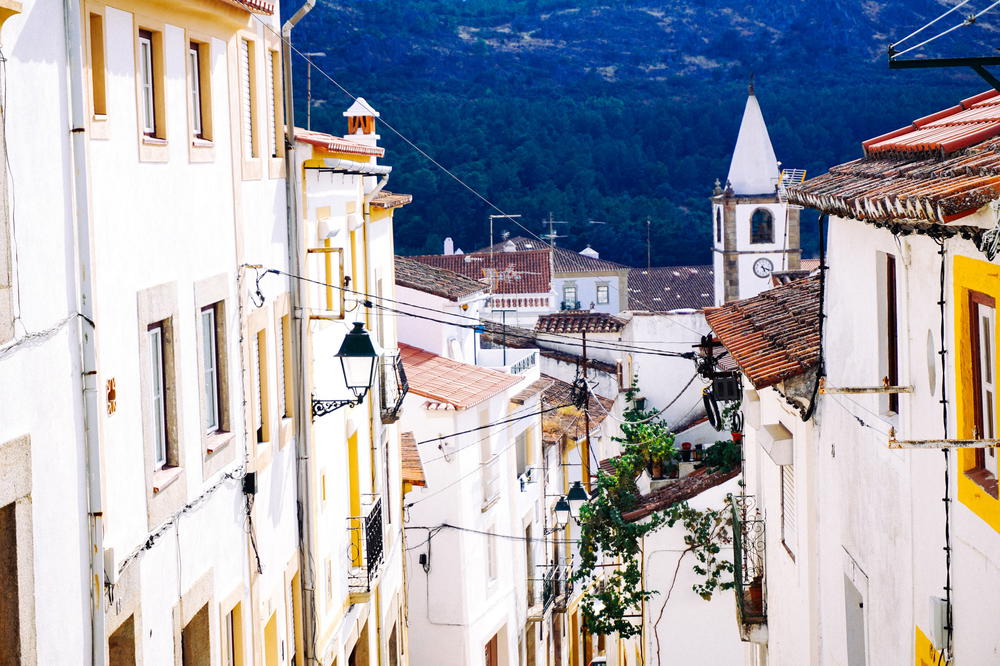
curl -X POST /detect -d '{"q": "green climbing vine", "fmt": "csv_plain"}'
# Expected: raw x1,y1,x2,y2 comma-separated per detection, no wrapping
573,380,739,638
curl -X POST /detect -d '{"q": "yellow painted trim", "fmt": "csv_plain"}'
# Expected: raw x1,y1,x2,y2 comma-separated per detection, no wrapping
954,255,1000,532
914,626,942,666
348,430,362,566
369,208,393,223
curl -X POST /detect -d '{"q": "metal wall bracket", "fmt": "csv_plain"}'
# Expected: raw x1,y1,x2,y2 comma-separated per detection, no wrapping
311,396,359,420
888,427,1000,449
819,377,913,395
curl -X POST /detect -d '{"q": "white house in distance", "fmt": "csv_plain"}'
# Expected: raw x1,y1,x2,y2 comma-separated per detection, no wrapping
400,343,549,666
712,85,802,305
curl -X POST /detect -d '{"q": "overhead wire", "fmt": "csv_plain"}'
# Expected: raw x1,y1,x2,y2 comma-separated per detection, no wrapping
890,0,974,49
891,0,1000,58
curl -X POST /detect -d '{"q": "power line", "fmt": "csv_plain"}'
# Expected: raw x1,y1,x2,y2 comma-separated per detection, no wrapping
407,523,581,545
890,0,974,49
251,12,553,250
891,0,1000,58
264,268,695,359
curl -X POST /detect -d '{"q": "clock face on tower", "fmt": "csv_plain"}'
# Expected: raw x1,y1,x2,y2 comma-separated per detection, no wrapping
753,257,774,278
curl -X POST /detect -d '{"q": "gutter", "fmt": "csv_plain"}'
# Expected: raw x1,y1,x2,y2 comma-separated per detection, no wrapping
282,2,319,664
63,1,105,663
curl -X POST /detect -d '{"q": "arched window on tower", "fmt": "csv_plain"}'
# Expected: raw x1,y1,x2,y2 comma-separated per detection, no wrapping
750,208,774,244
715,208,722,243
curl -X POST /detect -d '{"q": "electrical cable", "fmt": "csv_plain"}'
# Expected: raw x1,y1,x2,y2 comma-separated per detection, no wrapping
935,238,954,665
802,214,828,421
407,523,581,545
249,13,554,251
890,0,974,49
891,0,1000,59
265,267,695,359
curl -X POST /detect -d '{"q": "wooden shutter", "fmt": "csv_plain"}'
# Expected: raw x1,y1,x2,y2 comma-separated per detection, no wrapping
240,38,254,157
266,51,277,157
781,464,796,554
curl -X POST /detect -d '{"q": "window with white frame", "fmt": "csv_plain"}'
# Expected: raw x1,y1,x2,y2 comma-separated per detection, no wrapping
971,291,998,481
201,304,221,432
596,283,609,305
563,284,577,307
138,30,156,136
254,328,270,443
148,322,168,468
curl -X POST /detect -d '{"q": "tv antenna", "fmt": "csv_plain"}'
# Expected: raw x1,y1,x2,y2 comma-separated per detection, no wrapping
541,212,568,246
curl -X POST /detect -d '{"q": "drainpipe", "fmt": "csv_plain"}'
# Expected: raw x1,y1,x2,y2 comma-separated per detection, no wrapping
63,1,105,663
282,2,319,664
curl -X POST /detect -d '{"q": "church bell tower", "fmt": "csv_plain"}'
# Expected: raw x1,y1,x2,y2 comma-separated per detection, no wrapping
712,83,801,305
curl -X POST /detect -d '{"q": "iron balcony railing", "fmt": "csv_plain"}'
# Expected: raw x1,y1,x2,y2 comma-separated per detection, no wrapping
730,494,766,631
560,300,582,311
347,497,385,594
528,560,573,615
509,350,538,375
379,353,408,424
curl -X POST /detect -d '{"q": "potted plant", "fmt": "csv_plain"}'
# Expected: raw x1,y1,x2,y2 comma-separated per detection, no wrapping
693,443,704,462
680,441,692,462
644,432,675,480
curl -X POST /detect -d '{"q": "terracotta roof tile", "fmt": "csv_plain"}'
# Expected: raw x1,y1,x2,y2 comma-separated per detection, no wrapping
371,191,413,209
510,377,554,405
401,432,426,487
216,0,273,14
622,467,740,522
627,266,714,311
704,276,820,390
294,128,384,157
477,237,625,273
408,249,552,295
539,349,618,375
400,343,522,409
540,374,614,445
788,91,1000,225
535,311,626,334
395,255,484,301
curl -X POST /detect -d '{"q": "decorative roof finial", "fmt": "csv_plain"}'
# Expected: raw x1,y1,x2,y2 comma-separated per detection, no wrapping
713,178,723,196
749,73,755,96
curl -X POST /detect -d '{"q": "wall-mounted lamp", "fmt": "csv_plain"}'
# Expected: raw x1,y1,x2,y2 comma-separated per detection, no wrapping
312,322,382,419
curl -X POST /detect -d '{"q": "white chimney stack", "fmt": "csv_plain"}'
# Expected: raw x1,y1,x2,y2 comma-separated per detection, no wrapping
580,245,600,259
443,237,455,255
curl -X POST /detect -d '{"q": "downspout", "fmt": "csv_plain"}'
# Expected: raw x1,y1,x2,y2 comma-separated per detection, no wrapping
282,3,318,664
63,1,105,663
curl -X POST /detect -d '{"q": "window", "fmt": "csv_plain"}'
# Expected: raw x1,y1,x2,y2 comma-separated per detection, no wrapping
885,254,900,415
200,305,221,432
181,604,210,666
781,464,796,556
715,208,722,243
109,615,137,666
138,30,157,136
188,41,213,141
487,524,498,583
971,291,998,484
278,313,292,419
563,285,577,307
750,208,774,244
222,604,243,666
149,322,168,468
515,430,528,478
266,50,279,158
596,284,609,305
254,328,270,443
89,13,107,116
0,501,20,663
240,38,257,159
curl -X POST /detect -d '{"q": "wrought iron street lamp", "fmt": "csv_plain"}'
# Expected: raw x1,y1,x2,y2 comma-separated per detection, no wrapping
566,481,589,520
312,322,382,419
554,496,571,529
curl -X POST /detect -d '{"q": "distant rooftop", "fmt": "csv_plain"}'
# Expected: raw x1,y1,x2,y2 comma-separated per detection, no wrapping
394,255,484,302
294,128,384,157
370,191,413,209
540,374,615,445
217,0,273,14
535,311,626,335
408,249,552,295
477,236,625,273
627,266,714,311
400,343,522,409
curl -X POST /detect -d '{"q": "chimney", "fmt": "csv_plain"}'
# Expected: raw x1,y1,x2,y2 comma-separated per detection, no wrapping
579,245,600,259
443,237,455,255
343,97,380,149
503,240,516,252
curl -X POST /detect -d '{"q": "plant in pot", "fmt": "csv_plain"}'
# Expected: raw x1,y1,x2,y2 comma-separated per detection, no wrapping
644,431,675,479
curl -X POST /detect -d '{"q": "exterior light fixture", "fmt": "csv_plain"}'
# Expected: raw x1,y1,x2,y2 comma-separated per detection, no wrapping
554,496,571,529
566,481,589,520
312,322,382,419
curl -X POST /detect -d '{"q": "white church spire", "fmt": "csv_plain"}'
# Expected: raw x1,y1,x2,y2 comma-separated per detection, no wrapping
725,84,780,196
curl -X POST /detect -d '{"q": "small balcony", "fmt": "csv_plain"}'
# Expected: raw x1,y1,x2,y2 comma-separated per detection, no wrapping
379,352,408,424
528,560,574,620
731,494,767,643
476,347,538,376
347,498,385,595
560,300,582,311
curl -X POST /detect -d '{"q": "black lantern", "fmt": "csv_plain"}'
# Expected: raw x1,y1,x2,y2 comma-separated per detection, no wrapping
312,322,382,419
566,481,589,520
337,322,381,401
554,496,571,528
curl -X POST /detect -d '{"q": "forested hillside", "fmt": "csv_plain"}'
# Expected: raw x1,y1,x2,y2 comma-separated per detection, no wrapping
282,0,996,266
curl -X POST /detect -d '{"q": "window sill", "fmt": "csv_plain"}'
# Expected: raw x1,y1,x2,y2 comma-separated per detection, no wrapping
481,495,499,513
142,136,167,146
205,431,234,456
91,115,110,140
966,468,999,499
152,465,183,494
192,137,213,148
139,136,169,163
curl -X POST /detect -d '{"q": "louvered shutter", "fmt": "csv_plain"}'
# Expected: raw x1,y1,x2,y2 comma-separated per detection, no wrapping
266,52,277,157
240,39,254,157
781,464,797,553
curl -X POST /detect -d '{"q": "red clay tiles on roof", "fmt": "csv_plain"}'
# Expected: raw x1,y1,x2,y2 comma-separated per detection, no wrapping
704,276,820,390
216,0,274,14
295,128,384,157
535,311,626,334
540,374,614,445
789,91,1000,225
399,344,522,409
627,266,714,311
401,432,426,488
622,466,740,523
477,237,625,273
408,249,552,295
395,256,484,301
370,191,413,209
